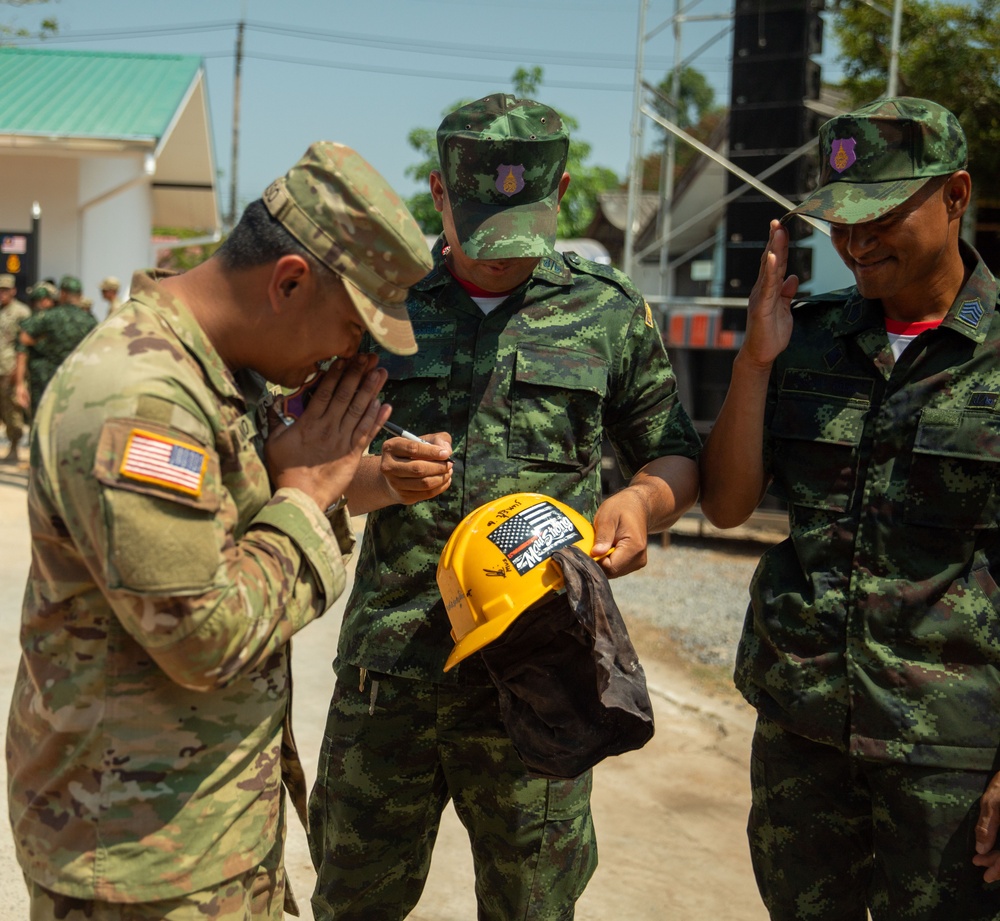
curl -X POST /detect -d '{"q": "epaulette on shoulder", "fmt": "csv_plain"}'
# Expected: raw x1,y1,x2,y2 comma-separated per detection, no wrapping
560,251,639,299
791,286,857,311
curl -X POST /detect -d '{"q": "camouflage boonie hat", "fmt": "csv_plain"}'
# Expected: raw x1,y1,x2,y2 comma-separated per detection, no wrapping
28,281,57,301
100,275,121,290
263,142,432,356
786,97,967,225
59,274,83,293
436,93,569,260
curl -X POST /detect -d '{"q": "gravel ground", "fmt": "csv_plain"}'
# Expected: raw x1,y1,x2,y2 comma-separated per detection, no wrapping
611,534,766,669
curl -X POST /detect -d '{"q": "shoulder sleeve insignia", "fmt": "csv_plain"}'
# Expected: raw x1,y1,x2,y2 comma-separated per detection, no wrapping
119,428,208,497
644,301,655,329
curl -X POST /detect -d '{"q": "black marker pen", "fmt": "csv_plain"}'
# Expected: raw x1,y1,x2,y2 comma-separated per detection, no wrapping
382,420,434,446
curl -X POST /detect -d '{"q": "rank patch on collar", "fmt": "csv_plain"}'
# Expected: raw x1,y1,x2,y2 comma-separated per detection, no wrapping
120,429,207,497
496,164,525,197
957,298,984,329
644,301,655,329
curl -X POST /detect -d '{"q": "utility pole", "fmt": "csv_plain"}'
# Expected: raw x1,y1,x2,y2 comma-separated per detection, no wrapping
887,0,903,95
228,17,246,230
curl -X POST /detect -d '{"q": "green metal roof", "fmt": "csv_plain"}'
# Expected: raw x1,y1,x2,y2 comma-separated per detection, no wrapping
0,48,203,141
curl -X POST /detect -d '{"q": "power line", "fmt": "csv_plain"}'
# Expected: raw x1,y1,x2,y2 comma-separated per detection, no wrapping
228,49,636,92
7,18,687,72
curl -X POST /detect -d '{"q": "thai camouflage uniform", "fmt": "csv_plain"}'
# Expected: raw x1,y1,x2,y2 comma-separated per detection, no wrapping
6,271,355,913
16,301,97,416
0,294,30,445
738,243,1000,918
308,240,701,920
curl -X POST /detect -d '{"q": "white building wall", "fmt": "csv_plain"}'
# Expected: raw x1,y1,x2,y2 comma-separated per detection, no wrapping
79,155,154,320
0,152,81,293
0,151,157,320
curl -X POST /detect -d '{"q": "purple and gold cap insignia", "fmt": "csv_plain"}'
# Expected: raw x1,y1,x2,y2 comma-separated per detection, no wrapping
496,164,525,197
830,138,857,174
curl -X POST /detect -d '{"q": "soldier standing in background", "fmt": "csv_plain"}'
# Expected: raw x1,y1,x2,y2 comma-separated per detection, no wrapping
14,279,97,418
100,274,122,313
56,274,84,306
0,273,30,461
6,141,433,921
27,280,57,313
308,93,701,921
700,98,1000,919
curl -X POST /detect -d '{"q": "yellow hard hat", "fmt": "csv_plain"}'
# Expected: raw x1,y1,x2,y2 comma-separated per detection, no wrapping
437,492,595,672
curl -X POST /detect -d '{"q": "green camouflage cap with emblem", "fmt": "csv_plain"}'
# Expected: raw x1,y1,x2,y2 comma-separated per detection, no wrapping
785,97,967,226
262,141,433,356
436,93,569,260
59,274,83,294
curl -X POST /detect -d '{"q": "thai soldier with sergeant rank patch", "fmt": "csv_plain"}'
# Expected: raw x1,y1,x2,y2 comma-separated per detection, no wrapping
700,98,1000,918
307,93,701,920
5,143,432,920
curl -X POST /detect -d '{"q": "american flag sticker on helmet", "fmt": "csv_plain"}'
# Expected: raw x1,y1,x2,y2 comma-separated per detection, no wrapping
119,429,207,497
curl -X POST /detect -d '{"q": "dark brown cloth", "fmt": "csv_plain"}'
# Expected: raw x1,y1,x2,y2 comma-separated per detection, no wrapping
479,545,655,779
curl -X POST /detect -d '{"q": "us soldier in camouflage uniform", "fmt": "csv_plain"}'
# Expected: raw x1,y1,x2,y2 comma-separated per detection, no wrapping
5,143,432,920
700,98,1000,919
308,94,701,920
0,272,30,460
14,277,97,417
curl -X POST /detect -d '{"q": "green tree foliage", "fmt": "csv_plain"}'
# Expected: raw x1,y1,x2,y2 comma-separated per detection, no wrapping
651,66,722,135
0,0,56,43
641,67,725,191
403,68,620,240
830,0,1000,181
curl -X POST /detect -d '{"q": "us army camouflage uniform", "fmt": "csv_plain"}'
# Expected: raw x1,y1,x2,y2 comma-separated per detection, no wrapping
0,292,30,445
308,241,701,920
739,243,1000,917
17,300,97,416
6,271,355,908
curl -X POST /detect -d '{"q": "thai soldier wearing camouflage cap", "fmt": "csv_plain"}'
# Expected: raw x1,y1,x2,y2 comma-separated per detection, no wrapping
6,142,432,920
0,273,30,461
14,278,97,418
308,93,701,920
57,273,83,305
700,97,1000,918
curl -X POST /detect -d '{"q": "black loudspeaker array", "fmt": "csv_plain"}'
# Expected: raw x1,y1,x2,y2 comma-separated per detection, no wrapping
724,0,824,310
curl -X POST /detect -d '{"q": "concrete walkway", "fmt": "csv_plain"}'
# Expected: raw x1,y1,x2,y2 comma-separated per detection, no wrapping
0,453,766,920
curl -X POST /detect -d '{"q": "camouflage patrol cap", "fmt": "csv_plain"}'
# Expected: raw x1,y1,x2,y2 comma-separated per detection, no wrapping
59,275,83,293
436,93,569,259
100,275,121,290
263,142,433,356
28,281,57,301
0,274,14,289
786,97,967,225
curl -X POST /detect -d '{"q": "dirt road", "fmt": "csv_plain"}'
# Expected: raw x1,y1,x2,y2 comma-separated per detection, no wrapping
0,462,768,920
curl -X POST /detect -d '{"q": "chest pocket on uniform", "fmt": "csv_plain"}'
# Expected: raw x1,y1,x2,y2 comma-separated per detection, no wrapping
509,345,607,468
769,370,871,513
904,409,1000,529
373,328,455,450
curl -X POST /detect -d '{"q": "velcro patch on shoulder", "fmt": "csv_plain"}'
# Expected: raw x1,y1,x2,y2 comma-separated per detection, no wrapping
119,428,208,497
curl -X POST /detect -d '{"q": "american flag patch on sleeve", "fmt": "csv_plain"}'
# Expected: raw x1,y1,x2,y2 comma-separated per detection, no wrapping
119,429,208,497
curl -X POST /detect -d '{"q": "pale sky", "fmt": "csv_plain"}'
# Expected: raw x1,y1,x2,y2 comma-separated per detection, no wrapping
4,0,844,219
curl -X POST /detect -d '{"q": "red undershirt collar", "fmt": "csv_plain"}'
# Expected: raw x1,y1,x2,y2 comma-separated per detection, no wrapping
444,257,517,299
884,317,943,336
